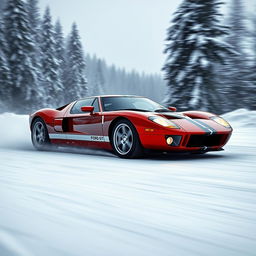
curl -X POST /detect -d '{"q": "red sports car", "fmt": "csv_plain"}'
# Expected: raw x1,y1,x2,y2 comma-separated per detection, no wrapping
29,95,232,158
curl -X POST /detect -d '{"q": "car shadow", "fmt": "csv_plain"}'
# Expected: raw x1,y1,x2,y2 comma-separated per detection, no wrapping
1,144,232,161
53,147,230,161
143,152,227,161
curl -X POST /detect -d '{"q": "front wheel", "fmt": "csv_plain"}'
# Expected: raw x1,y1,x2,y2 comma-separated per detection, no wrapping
31,118,50,150
111,119,143,158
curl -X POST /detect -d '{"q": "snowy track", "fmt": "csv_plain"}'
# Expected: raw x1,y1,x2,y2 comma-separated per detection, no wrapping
0,110,256,256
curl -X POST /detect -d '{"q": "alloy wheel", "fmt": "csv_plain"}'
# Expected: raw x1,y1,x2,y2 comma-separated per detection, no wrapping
113,123,133,155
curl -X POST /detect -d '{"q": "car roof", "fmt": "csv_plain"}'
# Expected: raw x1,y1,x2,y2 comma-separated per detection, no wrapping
70,95,145,106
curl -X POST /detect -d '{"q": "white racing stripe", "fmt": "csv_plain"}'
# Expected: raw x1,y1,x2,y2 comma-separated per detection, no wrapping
49,133,110,142
190,119,214,135
183,117,215,135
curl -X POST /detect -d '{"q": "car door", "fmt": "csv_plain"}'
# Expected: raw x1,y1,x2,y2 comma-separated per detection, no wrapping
64,97,104,146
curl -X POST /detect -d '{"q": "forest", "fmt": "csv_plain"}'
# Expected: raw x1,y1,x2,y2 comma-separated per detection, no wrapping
0,0,255,114
0,0,165,114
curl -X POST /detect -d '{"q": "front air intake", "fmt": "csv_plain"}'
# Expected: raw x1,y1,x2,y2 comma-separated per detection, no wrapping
186,134,224,147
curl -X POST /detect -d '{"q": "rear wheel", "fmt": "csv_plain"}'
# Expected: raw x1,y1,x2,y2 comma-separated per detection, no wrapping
111,119,143,158
31,118,50,150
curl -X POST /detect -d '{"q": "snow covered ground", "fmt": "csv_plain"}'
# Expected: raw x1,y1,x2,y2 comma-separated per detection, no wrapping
0,109,255,256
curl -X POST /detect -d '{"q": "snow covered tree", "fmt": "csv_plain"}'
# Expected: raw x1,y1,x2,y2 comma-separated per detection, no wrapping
248,14,256,110
64,23,87,102
91,59,105,95
85,53,166,103
0,17,11,112
40,7,63,106
27,0,44,108
27,0,40,41
54,19,66,98
253,15,256,63
163,0,233,112
3,0,39,113
27,0,41,61
0,0,6,15
223,0,251,110
108,64,117,93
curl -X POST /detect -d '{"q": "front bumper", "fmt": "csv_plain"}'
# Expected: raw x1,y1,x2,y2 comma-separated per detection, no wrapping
139,131,232,152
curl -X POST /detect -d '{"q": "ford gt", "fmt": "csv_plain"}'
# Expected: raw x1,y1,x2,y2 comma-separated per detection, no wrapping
29,95,232,158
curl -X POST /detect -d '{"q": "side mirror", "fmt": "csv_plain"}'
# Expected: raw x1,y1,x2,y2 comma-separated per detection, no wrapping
168,106,177,112
81,106,94,114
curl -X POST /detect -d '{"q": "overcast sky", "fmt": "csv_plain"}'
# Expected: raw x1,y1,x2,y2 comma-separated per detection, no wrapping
39,0,254,74
39,0,182,74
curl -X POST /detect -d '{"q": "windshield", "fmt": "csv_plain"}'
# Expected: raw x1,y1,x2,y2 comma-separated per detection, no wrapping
101,96,170,112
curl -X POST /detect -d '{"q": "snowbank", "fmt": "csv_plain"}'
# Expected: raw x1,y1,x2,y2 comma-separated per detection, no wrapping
222,108,256,128
0,113,31,149
222,109,256,147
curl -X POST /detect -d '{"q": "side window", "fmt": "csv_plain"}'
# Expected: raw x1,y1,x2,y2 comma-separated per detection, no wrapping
70,98,94,114
92,98,100,112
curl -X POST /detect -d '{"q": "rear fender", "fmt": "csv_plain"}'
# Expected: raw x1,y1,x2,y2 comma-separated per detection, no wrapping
30,109,64,131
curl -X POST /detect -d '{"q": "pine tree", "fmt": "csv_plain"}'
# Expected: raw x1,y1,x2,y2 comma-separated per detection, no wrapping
27,0,44,108
92,59,105,95
253,15,256,63
249,14,256,110
0,0,6,15
64,23,87,102
224,0,250,110
108,64,117,94
27,0,40,41
40,7,63,106
85,53,166,103
3,0,39,113
0,17,11,112
54,19,65,103
163,0,233,112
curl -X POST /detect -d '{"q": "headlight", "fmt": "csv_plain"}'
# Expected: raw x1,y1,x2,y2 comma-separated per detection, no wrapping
211,116,231,128
148,116,180,128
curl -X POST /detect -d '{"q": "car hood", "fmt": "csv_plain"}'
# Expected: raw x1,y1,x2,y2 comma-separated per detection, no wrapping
112,110,230,133
151,112,230,133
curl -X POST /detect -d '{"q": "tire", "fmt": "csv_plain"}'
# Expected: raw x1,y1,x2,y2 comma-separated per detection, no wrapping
110,119,143,158
31,118,51,150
